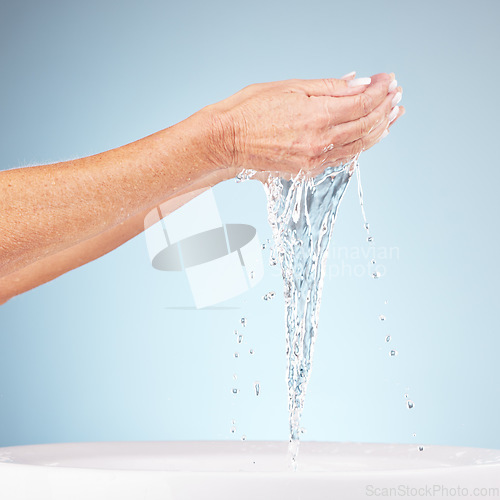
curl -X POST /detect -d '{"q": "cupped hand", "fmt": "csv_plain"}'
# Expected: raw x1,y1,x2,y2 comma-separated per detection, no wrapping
207,72,404,177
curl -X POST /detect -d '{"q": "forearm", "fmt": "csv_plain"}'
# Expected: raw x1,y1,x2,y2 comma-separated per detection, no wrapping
0,106,231,298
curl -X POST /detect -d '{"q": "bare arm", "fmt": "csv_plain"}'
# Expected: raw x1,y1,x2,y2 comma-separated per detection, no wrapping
0,73,404,304
0,108,232,303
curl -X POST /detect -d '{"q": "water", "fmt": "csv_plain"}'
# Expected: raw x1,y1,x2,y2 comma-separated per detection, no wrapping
254,382,260,396
264,158,356,468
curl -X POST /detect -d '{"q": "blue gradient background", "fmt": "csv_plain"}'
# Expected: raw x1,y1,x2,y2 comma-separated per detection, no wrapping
1,0,499,450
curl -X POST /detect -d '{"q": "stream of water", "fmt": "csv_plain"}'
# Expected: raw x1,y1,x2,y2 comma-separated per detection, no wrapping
264,157,358,468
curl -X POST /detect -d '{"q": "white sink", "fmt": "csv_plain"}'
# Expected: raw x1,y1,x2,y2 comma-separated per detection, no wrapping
0,441,499,499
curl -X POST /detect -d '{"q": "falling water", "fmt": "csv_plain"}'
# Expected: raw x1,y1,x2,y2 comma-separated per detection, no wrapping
264,157,357,468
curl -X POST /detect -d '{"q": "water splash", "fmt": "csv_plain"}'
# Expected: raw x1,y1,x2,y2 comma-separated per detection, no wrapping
264,158,357,468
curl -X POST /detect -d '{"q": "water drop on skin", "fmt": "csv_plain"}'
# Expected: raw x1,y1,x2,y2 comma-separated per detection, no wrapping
390,350,398,357
407,400,414,409
254,382,260,396
385,335,391,343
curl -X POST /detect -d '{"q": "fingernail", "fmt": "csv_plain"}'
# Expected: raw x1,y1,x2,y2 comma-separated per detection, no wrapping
388,79,398,93
388,105,399,123
391,91,402,107
348,77,371,87
341,71,356,80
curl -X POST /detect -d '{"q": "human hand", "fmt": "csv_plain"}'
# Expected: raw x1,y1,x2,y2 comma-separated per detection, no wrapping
207,72,404,177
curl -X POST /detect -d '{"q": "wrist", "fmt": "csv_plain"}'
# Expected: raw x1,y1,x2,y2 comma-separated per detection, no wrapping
198,103,240,180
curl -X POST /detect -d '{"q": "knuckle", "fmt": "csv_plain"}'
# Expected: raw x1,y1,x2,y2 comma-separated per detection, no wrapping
357,93,373,115
320,78,336,92
357,115,371,136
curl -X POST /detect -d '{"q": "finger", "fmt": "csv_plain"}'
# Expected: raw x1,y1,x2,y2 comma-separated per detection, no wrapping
329,113,392,159
320,77,397,126
327,89,396,147
388,105,406,129
281,76,374,97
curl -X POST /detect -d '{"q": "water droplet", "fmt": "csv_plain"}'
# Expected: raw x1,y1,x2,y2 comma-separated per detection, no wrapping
234,352,239,358
241,435,246,441
412,433,416,438
390,350,398,357
249,349,254,355
384,300,389,305
379,314,386,321
370,259,376,265
233,373,237,380
230,426,236,434
269,257,277,266
404,393,409,399
367,236,374,243
232,388,239,395
241,318,247,327
254,382,260,396
364,223,370,230
234,329,238,336
250,271,254,279
419,446,424,452
372,271,381,279
238,334,243,344
261,243,266,250
232,419,236,425
263,291,276,301
385,335,391,343
407,400,414,409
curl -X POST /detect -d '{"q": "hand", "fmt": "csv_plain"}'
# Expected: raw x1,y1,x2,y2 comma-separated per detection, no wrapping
208,73,404,176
